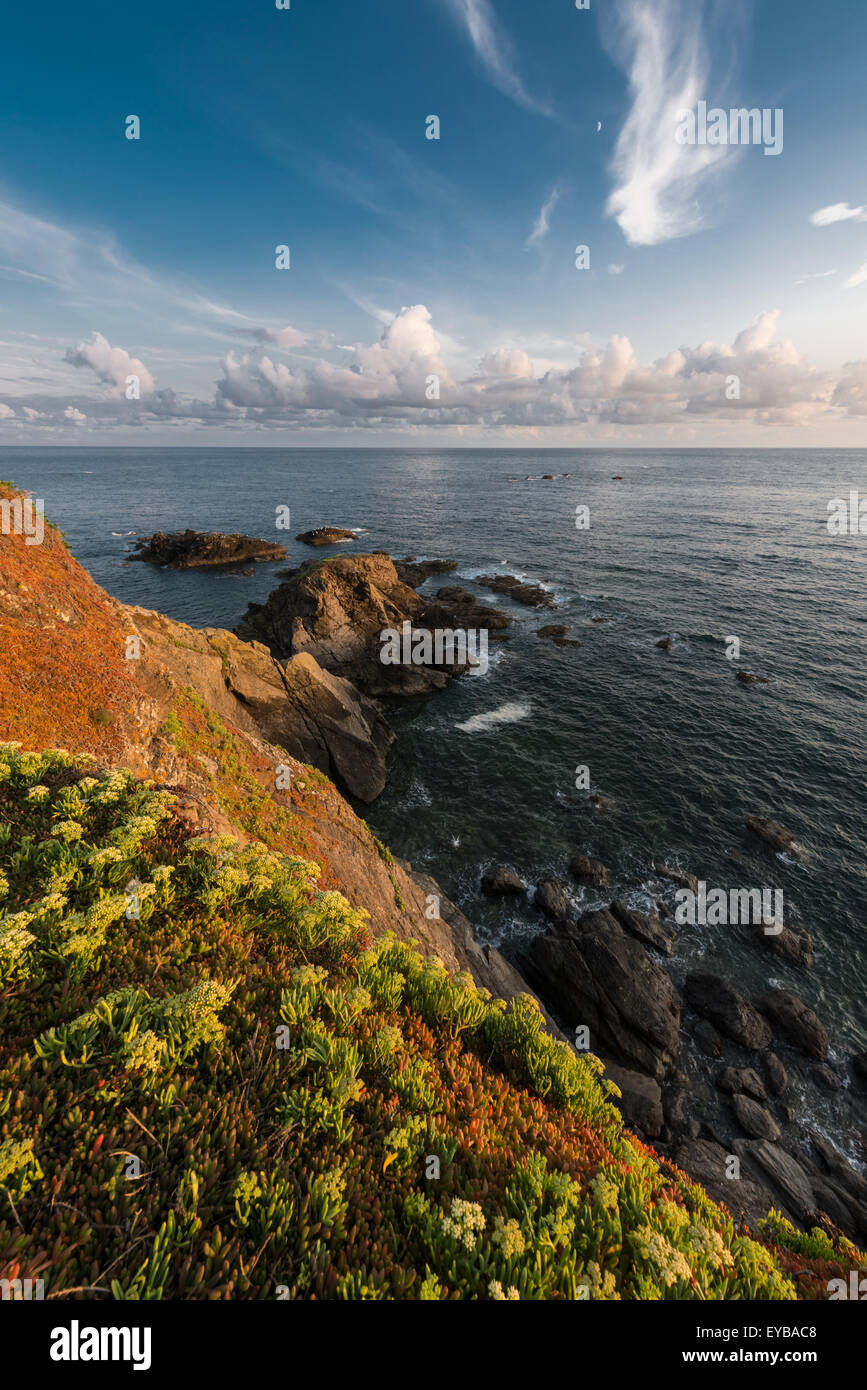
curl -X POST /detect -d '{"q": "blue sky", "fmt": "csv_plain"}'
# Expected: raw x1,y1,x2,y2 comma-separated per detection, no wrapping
0,0,865,445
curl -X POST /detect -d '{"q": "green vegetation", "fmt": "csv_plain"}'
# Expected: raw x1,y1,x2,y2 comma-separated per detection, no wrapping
0,743,861,1299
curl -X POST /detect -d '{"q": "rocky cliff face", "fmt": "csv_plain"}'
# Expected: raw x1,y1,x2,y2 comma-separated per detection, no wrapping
0,487,544,1009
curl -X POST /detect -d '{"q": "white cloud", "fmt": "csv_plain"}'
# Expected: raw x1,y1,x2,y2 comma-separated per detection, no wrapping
526,185,561,247
1,305,856,436
603,0,736,246
443,0,553,116
844,261,867,289
608,263,626,275
65,332,155,396
0,402,15,418
833,360,867,415
809,202,867,227
477,348,535,379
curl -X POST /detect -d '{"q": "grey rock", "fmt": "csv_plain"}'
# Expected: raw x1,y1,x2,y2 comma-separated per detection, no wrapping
732,1094,782,1142
610,900,676,955
601,1060,664,1138
685,972,772,1051
481,866,526,896
764,1052,788,1097
717,1067,767,1102
534,879,573,920
755,989,829,1060
522,909,682,1080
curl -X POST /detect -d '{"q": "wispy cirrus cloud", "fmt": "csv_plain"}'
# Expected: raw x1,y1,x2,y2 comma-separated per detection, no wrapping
525,184,562,248
602,0,739,246
843,262,867,290
443,0,553,117
809,202,867,227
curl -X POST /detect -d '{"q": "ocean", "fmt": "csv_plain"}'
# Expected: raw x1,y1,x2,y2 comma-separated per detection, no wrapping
4,445,866,1102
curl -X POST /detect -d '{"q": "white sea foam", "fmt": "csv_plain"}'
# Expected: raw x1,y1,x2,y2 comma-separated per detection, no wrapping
455,701,531,734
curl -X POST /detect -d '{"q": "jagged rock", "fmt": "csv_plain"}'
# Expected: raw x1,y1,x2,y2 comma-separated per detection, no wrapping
851,1053,867,1088
764,1052,788,1097
744,815,801,857
569,854,611,887
129,529,287,569
522,909,682,1080
716,1067,767,1102
685,972,772,1050
673,1139,779,1229
693,1019,723,1057
755,989,829,1060
295,527,357,546
812,1064,841,1092
402,868,563,1039
732,1094,781,1142
734,1140,816,1218
808,1133,867,1210
534,879,572,920
757,921,814,970
653,862,699,893
602,1060,664,1137
481,866,526,896
609,899,676,955
475,574,555,608
537,624,581,648
435,586,476,606
392,558,458,587
235,552,510,697
276,653,395,801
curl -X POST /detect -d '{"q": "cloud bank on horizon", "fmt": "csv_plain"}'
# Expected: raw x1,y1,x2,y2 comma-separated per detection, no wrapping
0,0,864,444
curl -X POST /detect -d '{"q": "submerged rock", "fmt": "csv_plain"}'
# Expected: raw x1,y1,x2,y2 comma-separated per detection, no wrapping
129,529,287,569
481,866,526,896
393,557,458,588
745,815,802,857
475,574,555,608
295,526,357,546
736,670,770,685
569,854,611,887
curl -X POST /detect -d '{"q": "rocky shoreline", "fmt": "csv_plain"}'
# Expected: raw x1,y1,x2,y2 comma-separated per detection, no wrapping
124,529,867,1247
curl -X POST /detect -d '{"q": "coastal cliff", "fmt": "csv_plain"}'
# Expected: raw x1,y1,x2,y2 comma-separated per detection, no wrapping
0,483,863,1300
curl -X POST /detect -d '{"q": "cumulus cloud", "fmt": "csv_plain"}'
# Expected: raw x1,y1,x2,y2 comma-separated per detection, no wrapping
217,305,454,415
833,360,867,415
65,332,155,396
0,402,15,418
209,304,836,430
526,186,561,247
809,202,867,226
603,0,737,246
4,303,858,436
477,348,536,379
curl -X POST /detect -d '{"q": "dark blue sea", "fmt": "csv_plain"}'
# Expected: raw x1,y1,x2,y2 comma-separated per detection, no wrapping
4,445,866,1152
